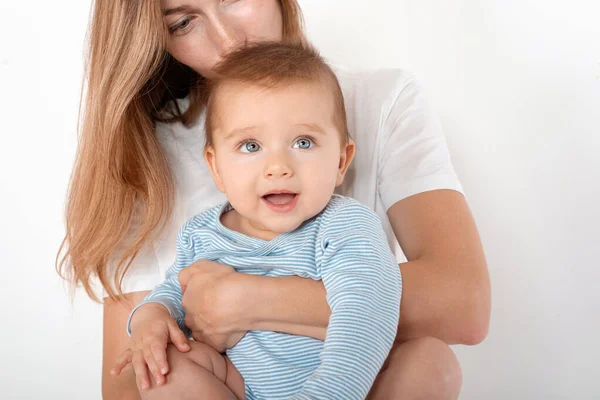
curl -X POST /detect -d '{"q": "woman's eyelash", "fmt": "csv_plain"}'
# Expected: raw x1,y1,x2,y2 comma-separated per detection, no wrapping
169,17,194,33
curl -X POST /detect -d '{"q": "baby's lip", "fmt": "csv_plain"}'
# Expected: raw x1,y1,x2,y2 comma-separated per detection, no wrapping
262,189,298,197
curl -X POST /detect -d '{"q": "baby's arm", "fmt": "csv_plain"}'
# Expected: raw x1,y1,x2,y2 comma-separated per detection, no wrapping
126,269,188,336
112,302,189,391
292,202,402,400
114,220,202,390
126,218,202,336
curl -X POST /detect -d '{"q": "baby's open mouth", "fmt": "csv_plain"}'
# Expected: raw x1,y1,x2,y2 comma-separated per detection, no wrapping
262,193,298,205
261,192,300,213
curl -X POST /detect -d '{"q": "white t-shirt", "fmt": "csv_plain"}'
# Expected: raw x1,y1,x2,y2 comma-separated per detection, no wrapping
116,66,463,295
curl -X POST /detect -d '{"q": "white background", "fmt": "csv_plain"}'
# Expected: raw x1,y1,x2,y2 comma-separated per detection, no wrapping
1,0,599,399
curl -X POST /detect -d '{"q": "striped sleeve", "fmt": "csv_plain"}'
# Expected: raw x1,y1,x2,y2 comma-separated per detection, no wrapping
291,202,402,400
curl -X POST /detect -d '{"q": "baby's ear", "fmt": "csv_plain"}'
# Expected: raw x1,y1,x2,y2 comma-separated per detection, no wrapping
336,139,355,186
204,146,226,192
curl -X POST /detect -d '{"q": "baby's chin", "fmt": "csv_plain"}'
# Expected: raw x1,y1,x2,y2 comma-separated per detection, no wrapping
267,222,304,235
263,217,308,236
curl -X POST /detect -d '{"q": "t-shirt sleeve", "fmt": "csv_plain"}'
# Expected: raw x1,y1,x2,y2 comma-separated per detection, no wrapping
378,73,463,210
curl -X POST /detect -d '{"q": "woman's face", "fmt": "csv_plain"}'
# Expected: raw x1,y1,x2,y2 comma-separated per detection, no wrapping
160,0,284,78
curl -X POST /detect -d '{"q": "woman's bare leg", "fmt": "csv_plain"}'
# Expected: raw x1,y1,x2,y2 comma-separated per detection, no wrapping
367,337,462,400
140,342,245,400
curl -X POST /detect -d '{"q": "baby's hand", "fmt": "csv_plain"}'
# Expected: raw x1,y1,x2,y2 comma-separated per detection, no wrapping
111,303,190,391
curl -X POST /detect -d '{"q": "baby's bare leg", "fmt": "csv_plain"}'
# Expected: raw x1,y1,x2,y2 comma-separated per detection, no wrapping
140,342,245,400
224,356,246,400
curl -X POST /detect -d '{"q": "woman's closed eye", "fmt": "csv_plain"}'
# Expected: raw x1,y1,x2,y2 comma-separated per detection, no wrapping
169,16,197,35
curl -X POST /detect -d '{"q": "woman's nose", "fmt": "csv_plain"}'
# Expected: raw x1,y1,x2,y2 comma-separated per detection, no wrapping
210,16,242,55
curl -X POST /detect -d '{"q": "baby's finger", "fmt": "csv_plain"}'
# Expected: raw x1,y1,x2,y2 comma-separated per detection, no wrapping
111,349,133,376
144,346,166,386
168,321,191,353
150,343,170,377
132,350,151,391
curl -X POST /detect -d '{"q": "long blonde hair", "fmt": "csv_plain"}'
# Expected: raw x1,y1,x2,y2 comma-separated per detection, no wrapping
57,0,306,302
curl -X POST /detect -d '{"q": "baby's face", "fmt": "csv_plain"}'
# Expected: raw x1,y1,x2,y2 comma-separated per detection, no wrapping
206,81,354,239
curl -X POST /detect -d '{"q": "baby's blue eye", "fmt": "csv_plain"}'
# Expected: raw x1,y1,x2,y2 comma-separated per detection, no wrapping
240,141,261,153
293,138,313,149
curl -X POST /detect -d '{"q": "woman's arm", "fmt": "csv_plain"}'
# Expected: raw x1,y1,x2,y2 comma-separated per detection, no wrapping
204,189,489,346
388,189,490,344
244,275,330,339
180,266,331,342
102,291,150,400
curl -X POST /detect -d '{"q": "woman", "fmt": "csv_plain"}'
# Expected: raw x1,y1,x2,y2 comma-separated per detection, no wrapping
59,0,490,399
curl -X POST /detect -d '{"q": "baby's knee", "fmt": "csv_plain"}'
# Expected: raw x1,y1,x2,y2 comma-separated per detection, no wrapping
140,344,233,400
166,341,227,380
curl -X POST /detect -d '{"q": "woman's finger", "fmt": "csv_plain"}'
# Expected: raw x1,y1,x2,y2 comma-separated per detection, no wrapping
178,268,192,292
111,349,133,376
144,344,166,386
168,320,191,353
132,350,151,391
178,259,219,290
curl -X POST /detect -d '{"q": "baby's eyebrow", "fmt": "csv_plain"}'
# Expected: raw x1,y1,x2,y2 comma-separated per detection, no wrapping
223,126,258,140
294,123,327,135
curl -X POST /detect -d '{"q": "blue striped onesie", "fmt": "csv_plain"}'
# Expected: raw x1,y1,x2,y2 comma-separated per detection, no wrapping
130,195,402,399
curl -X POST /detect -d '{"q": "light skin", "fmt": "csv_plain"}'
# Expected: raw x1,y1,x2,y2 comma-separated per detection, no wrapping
112,79,355,396
102,0,491,399
162,0,284,78
205,81,354,240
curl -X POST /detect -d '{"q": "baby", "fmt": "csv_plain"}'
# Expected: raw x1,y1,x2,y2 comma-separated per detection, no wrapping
113,42,402,400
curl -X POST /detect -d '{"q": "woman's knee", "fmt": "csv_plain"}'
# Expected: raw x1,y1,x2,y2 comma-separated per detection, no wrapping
369,336,462,400
393,337,462,399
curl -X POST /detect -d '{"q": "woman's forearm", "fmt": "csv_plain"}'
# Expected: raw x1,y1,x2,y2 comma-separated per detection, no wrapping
243,275,331,340
386,190,491,346
103,372,141,400
103,292,148,400
241,257,490,345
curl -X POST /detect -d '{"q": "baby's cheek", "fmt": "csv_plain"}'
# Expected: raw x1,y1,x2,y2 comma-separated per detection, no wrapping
312,167,338,192
222,177,253,206
305,182,337,215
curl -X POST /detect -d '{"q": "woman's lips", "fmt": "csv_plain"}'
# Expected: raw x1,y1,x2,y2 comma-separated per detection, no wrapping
262,193,299,213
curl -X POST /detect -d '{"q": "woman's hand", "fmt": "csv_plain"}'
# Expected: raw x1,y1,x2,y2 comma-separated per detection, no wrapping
178,260,250,352
111,303,190,392
179,260,331,345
